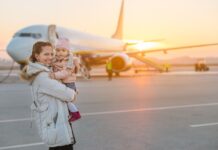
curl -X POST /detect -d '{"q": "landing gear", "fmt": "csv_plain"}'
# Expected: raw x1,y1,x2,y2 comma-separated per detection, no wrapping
115,72,120,76
195,63,209,72
79,64,91,79
195,59,209,72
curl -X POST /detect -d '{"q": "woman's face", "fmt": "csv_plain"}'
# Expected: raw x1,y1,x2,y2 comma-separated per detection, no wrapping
35,46,54,66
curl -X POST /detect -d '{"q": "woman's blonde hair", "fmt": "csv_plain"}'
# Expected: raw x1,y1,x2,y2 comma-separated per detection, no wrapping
19,65,33,81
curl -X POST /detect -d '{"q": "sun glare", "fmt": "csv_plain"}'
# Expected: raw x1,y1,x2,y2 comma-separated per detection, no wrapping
133,42,160,51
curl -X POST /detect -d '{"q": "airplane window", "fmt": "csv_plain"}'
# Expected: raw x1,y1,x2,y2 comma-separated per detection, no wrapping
13,33,20,37
13,33,42,39
32,33,42,39
19,33,32,37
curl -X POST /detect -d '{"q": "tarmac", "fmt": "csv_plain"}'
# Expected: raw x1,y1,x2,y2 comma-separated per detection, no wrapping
0,67,218,150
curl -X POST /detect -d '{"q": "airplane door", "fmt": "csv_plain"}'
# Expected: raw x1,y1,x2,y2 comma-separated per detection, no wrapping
48,24,57,46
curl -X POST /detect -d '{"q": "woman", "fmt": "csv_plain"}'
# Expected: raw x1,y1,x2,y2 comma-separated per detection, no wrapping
21,41,76,150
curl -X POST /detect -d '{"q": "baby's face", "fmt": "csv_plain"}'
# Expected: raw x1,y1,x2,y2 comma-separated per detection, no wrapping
55,48,69,58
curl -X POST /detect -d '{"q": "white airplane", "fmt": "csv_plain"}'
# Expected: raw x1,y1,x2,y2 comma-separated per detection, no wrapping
6,0,218,78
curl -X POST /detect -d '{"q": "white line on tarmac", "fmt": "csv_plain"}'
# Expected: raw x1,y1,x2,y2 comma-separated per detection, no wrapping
1,71,218,77
1,102,218,149
83,102,218,116
161,71,218,75
0,118,30,123
1,102,218,123
190,122,218,128
0,143,44,150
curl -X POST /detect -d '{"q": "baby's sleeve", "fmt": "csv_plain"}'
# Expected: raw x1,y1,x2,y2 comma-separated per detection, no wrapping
66,54,74,69
54,69,69,80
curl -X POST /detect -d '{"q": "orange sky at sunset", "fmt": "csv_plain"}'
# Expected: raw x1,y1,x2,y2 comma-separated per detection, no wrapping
0,0,218,59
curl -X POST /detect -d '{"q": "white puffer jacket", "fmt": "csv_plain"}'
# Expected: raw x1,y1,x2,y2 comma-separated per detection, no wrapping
26,62,76,147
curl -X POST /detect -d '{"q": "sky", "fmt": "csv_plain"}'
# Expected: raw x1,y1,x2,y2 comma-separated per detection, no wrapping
0,0,218,59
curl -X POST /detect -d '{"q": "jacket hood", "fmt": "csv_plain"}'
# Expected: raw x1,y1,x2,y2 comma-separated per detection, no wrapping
26,62,50,76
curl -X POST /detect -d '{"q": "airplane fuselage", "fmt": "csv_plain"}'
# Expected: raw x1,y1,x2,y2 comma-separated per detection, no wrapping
6,25,126,65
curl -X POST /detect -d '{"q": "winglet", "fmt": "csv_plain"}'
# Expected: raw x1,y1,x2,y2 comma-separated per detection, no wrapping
112,0,124,39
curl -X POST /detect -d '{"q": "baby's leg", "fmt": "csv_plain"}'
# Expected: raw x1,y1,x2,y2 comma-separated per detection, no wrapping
65,82,81,121
67,103,78,112
65,82,77,92
68,102,81,122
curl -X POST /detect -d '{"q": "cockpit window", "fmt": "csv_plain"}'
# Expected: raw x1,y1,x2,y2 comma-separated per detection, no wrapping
13,33,42,39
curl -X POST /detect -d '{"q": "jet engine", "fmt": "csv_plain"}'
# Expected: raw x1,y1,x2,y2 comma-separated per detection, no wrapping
110,53,132,72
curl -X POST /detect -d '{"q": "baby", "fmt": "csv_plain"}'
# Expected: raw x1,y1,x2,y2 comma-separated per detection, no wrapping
50,39,81,122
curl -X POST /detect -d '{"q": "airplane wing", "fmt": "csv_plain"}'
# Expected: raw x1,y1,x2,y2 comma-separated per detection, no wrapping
125,43,218,56
125,38,165,46
73,49,121,54
72,43,218,56
72,42,218,76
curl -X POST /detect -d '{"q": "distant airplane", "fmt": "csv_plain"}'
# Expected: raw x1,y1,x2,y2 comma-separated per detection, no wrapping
6,0,218,78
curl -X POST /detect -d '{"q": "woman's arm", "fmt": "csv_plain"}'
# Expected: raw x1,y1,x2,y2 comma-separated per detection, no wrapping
37,72,76,102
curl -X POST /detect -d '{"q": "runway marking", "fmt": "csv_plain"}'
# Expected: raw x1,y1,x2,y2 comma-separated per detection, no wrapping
1,71,218,78
0,142,43,150
161,71,218,75
0,118,30,123
1,102,218,123
83,102,218,116
190,122,218,128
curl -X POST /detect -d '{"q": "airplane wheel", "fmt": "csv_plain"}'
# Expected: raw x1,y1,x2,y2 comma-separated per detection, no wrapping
115,72,120,76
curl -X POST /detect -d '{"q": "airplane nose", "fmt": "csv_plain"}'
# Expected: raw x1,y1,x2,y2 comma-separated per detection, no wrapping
6,38,34,64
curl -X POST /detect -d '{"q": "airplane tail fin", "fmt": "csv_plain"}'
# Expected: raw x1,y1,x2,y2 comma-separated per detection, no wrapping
111,0,124,40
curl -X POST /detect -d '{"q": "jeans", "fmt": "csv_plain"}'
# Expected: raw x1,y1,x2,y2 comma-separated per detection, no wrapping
65,82,77,91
